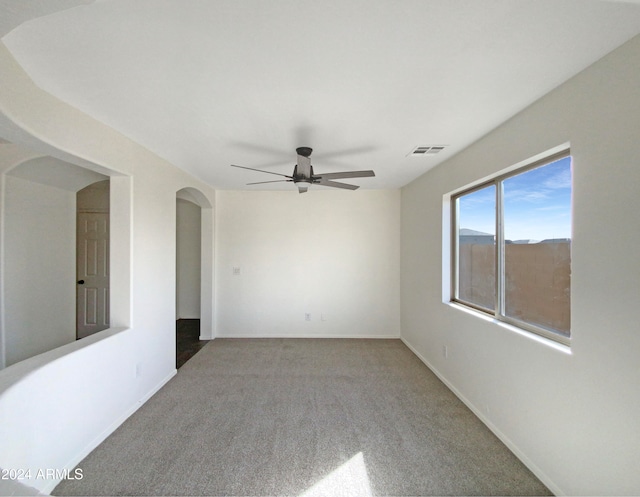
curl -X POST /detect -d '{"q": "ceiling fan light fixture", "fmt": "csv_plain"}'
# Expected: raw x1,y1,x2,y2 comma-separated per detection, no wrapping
294,177,312,194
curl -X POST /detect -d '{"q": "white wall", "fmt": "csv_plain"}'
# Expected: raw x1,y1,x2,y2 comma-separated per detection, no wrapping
401,35,640,495
3,175,75,366
176,198,201,319
0,43,216,494
216,189,400,338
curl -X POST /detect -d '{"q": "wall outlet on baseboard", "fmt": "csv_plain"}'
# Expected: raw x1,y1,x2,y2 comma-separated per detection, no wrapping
443,345,448,359
305,313,311,321
135,363,142,378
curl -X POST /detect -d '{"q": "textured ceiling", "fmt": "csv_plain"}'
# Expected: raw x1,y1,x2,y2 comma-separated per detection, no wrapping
2,0,640,191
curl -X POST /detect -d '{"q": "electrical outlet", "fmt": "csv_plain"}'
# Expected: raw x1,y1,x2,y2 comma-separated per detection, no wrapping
305,313,311,321
232,266,241,276
136,363,142,378
321,313,326,322
443,345,448,359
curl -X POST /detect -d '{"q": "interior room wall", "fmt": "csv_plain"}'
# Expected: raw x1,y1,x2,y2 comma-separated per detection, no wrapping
400,34,640,495
176,198,201,319
0,43,216,494
215,189,401,338
3,175,75,366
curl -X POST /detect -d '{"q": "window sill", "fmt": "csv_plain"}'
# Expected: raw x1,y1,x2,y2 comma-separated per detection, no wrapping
445,301,572,355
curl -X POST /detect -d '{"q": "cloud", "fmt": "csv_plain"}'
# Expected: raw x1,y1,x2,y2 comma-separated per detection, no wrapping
543,168,572,190
504,187,549,203
534,204,568,212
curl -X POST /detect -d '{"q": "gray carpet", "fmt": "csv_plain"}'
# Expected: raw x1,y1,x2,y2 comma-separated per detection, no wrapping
54,338,551,496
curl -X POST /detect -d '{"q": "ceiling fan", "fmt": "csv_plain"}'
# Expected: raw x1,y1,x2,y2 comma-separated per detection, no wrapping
231,147,375,194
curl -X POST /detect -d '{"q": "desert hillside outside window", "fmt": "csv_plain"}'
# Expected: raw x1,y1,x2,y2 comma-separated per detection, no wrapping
452,151,572,345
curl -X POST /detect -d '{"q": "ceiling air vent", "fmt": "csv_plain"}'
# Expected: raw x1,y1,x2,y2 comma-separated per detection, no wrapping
410,145,446,156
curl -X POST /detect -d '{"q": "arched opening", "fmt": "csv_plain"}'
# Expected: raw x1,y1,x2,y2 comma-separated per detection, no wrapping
2,155,109,366
175,187,213,368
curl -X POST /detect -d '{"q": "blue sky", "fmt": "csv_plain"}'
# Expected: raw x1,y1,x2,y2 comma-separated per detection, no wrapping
458,156,572,242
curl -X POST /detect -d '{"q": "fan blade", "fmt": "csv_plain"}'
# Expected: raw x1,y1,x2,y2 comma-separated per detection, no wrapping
314,170,375,180
231,164,292,178
246,180,292,185
316,179,360,190
296,154,312,179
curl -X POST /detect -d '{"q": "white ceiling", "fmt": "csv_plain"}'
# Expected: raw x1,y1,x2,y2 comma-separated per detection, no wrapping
2,0,640,191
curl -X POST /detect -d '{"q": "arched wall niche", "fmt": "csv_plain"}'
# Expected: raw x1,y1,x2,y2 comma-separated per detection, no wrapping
0,141,131,369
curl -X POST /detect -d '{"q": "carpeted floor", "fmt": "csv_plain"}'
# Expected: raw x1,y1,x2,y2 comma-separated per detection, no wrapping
54,338,551,496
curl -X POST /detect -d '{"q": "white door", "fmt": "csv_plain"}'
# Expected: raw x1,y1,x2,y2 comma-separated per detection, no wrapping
77,212,109,338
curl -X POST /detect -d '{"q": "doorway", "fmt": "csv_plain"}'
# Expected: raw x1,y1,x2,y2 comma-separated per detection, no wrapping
176,190,207,367
76,180,110,339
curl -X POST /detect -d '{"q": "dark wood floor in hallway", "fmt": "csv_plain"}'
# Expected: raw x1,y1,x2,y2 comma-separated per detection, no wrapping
176,319,208,369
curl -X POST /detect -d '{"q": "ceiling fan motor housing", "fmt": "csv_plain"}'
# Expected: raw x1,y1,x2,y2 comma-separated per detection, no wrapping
292,165,315,183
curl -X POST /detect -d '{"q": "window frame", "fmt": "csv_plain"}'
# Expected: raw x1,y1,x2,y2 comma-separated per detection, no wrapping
451,149,572,346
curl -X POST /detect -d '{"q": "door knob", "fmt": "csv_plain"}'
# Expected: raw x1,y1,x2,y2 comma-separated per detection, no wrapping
77,280,85,285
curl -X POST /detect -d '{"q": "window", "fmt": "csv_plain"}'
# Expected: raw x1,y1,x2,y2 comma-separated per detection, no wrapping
452,151,572,344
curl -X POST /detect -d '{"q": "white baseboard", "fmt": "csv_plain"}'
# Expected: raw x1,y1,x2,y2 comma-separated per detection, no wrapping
215,333,400,339
400,337,563,496
40,370,176,494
